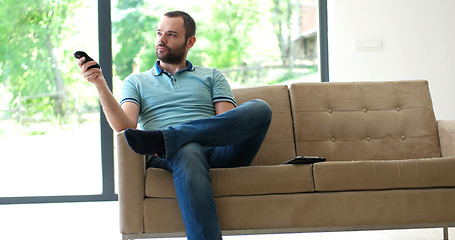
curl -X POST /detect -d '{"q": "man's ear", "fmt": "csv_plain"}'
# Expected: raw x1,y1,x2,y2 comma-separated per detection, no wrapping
186,36,196,50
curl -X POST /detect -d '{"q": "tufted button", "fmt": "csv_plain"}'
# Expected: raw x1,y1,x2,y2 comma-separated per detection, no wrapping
331,137,336,142
401,136,406,140
328,108,333,113
362,108,368,113
366,136,371,141
396,107,401,112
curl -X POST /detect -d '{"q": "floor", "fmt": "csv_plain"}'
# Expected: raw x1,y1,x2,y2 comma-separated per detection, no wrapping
0,201,453,240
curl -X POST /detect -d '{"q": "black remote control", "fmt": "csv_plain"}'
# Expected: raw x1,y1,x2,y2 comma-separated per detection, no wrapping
282,156,326,165
74,51,100,69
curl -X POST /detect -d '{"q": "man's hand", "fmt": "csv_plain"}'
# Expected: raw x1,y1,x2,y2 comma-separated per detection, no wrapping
77,57,106,87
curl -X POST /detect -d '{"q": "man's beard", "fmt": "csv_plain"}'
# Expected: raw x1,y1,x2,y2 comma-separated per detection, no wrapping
156,42,186,64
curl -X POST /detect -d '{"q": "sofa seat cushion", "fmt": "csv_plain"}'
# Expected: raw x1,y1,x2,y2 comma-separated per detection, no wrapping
145,164,315,198
313,157,455,192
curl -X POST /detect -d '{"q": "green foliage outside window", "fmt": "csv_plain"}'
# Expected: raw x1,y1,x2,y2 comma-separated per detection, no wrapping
0,0,317,132
0,0,82,123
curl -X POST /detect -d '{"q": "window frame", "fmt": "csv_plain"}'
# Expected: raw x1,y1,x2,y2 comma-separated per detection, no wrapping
319,0,329,82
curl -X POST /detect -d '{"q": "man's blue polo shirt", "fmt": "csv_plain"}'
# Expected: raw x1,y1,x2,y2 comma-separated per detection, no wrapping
120,61,236,130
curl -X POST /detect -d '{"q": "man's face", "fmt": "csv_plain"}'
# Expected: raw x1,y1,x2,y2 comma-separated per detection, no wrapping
155,16,188,64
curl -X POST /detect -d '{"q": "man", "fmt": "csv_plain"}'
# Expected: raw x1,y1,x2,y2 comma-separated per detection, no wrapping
78,10,271,240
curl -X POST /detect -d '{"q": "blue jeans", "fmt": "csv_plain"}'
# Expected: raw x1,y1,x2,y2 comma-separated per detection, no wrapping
147,99,272,240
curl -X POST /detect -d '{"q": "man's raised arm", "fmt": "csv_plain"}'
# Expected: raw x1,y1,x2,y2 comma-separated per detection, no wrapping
77,56,139,132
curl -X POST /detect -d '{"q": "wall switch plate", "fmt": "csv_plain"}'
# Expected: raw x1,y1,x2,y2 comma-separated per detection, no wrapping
353,39,383,51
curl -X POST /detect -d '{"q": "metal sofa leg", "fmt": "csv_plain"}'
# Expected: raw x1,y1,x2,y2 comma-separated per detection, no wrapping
443,227,449,240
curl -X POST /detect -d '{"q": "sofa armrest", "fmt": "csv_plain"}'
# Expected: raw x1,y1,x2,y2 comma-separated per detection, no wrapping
438,120,455,157
117,131,146,234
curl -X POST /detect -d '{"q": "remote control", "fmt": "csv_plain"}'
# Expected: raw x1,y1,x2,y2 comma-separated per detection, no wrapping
74,51,100,69
283,156,326,165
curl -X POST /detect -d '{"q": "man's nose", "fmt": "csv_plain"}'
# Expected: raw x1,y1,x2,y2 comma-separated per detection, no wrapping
157,35,167,44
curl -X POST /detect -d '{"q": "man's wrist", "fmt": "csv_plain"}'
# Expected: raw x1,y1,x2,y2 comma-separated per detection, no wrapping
93,77,110,92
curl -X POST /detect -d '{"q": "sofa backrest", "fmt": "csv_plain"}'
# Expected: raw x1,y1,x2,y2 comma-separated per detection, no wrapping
233,85,296,165
289,80,441,161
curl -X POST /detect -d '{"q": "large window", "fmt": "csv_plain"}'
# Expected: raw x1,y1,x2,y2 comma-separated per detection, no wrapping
111,0,322,89
0,0,327,204
0,0,115,204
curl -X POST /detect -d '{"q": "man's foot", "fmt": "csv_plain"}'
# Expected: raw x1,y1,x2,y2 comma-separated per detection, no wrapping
124,128,165,155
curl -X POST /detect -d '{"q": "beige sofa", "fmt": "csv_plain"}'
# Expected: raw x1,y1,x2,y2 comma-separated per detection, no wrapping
118,80,455,240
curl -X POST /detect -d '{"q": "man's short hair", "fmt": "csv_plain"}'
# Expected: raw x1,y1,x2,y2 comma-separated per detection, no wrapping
164,11,196,40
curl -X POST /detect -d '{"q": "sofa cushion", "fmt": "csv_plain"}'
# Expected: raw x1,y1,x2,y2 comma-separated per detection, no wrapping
290,80,441,161
145,164,315,198
313,157,455,192
233,85,295,165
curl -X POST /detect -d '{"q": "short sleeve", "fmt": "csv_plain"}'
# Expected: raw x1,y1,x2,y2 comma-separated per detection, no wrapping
212,69,236,106
119,75,140,107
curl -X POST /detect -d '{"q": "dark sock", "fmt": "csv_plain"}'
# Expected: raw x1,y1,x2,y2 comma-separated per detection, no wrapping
124,128,165,156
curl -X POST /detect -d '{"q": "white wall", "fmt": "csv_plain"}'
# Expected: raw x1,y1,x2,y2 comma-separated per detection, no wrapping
327,0,455,120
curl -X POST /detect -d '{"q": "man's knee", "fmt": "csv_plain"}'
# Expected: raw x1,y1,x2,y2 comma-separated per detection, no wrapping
247,99,272,123
170,143,209,171
176,142,204,156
